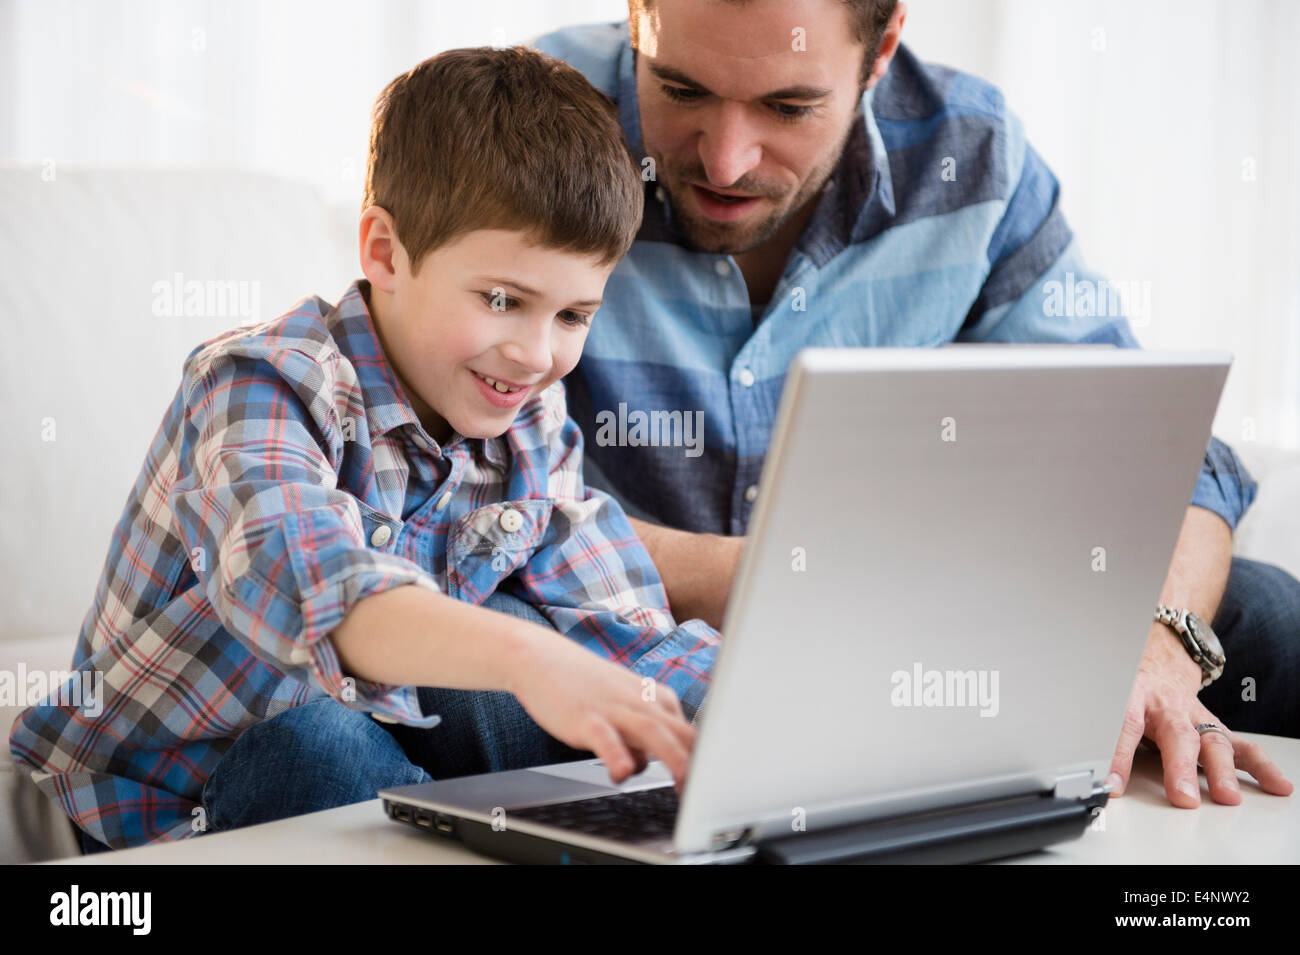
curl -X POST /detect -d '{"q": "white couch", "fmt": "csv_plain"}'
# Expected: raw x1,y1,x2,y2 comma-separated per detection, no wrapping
2,165,1298,863
0,164,358,862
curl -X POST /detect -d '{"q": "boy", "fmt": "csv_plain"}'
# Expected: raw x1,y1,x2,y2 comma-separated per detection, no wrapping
9,47,720,853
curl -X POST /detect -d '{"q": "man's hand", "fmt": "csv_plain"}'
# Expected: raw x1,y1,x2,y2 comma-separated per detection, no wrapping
1108,620,1293,806
626,518,744,630
1105,504,1293,806
505,630,696,794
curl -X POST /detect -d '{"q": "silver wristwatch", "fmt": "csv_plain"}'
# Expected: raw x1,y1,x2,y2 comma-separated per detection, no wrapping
1154,606,1226,688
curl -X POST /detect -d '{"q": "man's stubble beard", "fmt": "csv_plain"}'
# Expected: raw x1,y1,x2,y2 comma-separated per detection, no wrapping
656,117,856,256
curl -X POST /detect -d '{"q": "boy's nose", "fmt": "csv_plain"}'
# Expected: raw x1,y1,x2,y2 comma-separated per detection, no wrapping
496,326,551,379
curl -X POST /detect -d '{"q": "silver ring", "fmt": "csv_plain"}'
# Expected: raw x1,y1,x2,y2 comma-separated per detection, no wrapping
1195,722,1231,741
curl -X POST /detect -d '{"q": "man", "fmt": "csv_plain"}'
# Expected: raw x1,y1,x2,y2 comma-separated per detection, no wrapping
533,0,1296,809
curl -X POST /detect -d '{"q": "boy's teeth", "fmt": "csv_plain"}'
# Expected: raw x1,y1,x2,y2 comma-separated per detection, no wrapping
476,372,520,393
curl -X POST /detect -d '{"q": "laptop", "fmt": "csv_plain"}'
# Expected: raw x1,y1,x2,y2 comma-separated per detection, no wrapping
380,345,1232,864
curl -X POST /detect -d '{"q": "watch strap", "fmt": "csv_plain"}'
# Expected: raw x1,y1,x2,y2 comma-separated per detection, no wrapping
1154,605,1221,688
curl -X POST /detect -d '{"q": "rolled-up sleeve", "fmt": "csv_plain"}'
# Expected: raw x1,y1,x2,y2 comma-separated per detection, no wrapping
1189,435,1259,531
506,390,719,719
169,351,442,726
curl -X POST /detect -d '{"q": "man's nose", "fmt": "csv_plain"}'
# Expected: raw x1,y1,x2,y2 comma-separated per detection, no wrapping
696,100,762,188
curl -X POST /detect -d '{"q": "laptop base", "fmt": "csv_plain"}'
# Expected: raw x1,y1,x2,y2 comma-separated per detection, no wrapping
754,789,1109,864
383,798,651,865
382,787,1108,865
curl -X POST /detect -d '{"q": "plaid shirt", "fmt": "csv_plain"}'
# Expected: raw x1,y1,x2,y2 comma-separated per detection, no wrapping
9,279,719,850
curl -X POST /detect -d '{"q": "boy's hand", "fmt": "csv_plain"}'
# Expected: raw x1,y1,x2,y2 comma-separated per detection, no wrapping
505,633,696,794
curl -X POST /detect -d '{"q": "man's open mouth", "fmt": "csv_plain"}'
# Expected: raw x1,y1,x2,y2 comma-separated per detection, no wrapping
690,184,763,221
695,185,754,204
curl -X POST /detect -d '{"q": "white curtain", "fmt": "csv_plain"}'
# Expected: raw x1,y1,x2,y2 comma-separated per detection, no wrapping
4,0,1297,450
904,0,1300,452
1,0,627,207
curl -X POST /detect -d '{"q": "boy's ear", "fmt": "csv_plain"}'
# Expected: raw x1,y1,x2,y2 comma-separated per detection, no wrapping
359,205,402,293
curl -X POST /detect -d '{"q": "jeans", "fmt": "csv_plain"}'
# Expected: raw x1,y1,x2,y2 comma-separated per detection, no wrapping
78,555,1300,854
1198,557,1300,737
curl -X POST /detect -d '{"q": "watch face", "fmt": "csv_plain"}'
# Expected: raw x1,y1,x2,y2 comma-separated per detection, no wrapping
1186,612,1226,659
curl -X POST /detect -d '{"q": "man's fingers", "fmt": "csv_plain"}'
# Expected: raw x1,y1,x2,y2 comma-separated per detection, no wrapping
1108,704,1146,797
1152,716,1203,808
1192,715,1241,806
1230,734,1295,796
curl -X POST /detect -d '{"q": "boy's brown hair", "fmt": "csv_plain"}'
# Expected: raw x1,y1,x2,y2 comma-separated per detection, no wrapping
364,46,644,275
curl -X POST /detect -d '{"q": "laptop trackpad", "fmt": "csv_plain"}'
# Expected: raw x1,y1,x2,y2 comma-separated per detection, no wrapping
399,759,673,814
531,757,673,790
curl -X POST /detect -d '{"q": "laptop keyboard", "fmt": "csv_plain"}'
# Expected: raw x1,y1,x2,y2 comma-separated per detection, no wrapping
511,786,679,842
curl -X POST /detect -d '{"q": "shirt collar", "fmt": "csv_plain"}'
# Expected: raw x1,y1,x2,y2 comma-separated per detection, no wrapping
323,280,508,471
615,32,644,158
613,27,897,265
797,85,897,266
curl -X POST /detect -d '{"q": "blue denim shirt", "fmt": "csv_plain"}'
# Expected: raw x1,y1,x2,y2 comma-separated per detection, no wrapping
534,22,1258,535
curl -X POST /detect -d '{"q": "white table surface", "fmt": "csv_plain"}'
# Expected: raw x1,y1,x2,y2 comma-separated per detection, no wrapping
57,731,1299,865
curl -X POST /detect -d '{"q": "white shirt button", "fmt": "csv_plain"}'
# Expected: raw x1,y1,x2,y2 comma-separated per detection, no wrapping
498,508,523,533
655,186,665,203
737,368,756,388
369,525,392,547
744,484,759,503
714,258,731,276
436,491,452,511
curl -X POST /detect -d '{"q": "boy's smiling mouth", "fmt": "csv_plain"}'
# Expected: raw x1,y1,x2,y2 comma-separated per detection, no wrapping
469,368,535,408
470,369,532,392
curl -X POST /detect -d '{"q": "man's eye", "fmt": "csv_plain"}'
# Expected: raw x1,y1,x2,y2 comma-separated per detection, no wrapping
558,310,590,328
480,291,517,311
772,102,815,121
661,84,702,103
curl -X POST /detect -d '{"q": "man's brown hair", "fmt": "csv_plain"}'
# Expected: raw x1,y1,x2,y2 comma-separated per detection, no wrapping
364,46,644,275
628,0,899,87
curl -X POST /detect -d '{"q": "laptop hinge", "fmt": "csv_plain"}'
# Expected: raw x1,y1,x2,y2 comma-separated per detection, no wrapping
1052,770,1094,800
710,827,750,850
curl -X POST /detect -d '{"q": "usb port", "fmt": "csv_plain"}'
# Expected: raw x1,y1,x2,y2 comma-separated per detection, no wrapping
434,814,454,834
393,805,412,823
414,809,434,829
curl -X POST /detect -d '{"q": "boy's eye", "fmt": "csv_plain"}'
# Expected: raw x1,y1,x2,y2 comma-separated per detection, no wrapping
480,290,518,311
558,310,590,328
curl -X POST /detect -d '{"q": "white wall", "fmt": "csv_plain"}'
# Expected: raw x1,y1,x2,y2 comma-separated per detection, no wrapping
3,0,627,208
903,0,1300,450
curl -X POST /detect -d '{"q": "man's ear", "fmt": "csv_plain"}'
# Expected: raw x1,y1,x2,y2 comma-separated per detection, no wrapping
864,0,908,91
359,205,402,293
